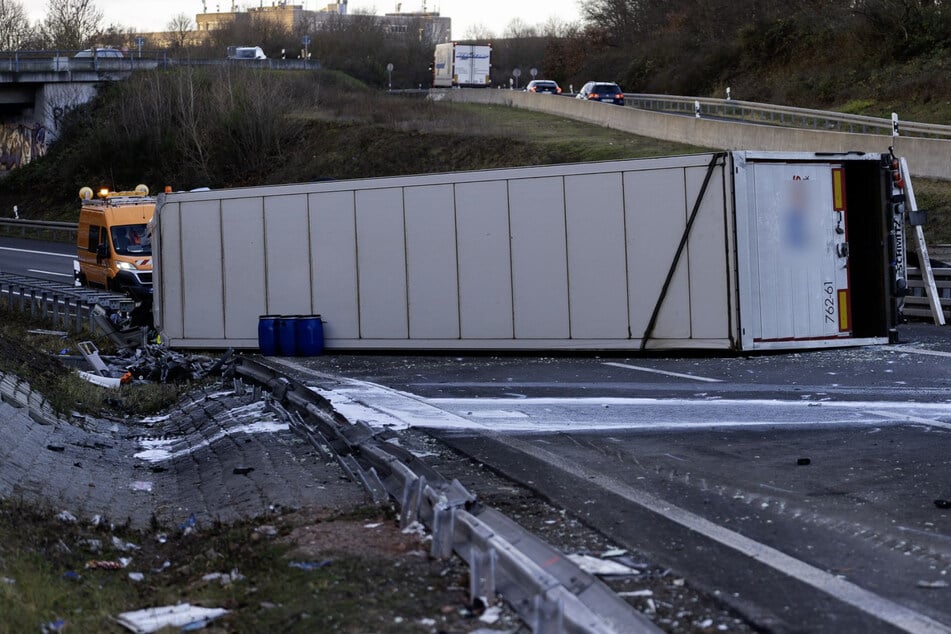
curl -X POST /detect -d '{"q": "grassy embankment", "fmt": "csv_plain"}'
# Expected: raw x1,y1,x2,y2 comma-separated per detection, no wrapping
1,68,947,241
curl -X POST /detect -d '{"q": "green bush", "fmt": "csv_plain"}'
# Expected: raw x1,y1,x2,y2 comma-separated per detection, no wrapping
840,99,877,115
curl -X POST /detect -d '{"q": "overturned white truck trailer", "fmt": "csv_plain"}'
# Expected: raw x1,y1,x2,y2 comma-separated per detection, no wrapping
152,150,908,352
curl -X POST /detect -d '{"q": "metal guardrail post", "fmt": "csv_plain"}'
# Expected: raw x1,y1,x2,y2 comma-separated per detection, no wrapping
465,519,498,600
399,473,424,527
430,501,457,559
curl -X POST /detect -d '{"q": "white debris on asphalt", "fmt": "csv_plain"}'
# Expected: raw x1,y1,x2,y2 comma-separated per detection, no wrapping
478,606,502,624
617,589,654,597
567,553,642,576
917,579,950,588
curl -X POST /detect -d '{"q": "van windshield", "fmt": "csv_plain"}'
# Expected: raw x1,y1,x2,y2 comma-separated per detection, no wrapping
111,224,151,256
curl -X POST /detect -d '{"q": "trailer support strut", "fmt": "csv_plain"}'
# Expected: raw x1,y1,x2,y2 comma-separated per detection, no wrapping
640,152,727,350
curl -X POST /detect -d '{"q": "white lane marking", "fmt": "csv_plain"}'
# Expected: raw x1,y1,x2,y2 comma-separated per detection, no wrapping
603,361,722,383
291,363,951,433
865,410,951,431
466,410,529,419
0,246,74,258
28,269,72,278
503,437,951,634
883,345,951,358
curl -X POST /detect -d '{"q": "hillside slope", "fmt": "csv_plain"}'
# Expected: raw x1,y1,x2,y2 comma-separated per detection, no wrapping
1,68,948,241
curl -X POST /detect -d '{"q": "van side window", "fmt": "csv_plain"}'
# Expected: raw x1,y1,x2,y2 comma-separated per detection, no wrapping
88,226,102,252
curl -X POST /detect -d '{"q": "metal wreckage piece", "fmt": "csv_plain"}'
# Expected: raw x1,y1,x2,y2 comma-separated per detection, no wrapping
75,333,235,386
119,344,234,384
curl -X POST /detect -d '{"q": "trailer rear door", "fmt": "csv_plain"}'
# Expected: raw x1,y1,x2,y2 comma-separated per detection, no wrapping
745,162,852,345
455,45,490,86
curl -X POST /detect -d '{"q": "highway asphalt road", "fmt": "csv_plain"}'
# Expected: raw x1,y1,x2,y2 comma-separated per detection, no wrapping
0,236,74,282
276,323,951,633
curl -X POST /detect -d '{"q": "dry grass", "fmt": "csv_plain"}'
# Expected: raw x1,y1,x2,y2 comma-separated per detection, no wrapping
0,500,490,633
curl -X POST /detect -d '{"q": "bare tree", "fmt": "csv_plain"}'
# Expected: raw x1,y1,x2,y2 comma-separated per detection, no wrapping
463,23,496,41
503,17,538,39
540,16,579,38
167,13,194,49
0,0,32,49
38,0,104,49
580,0,654,46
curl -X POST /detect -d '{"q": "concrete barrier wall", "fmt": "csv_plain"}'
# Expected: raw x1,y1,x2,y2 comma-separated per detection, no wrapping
436,89,951,181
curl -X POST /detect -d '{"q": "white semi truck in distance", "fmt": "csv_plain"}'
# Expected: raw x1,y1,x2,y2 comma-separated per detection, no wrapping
433,43,491,88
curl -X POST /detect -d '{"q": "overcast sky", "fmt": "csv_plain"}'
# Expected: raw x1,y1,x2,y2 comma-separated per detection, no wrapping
25,1,586,40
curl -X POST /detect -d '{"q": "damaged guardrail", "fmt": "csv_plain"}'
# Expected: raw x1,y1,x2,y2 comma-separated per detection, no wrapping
0,272,134,333
233,357,660,634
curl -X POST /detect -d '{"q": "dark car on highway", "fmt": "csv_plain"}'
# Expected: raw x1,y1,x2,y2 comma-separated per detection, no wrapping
525,80,562,95
576,81,625,105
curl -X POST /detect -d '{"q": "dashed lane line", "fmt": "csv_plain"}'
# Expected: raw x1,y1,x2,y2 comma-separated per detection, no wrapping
0,246,74,258
603,361,722,383
28,269,72,278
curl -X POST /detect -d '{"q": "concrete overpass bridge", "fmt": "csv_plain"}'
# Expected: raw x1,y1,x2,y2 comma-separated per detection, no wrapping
0,51,173,173
0,51,315,174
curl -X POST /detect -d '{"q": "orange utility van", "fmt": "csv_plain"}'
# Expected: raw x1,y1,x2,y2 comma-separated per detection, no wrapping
75,185,154,302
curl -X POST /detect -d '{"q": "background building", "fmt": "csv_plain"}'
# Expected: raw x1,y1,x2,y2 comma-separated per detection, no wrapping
193,2,450,42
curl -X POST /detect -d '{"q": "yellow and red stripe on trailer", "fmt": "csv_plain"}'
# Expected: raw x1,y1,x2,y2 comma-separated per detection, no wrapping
832,167,847,213
831,166,852,334
837,288,852,332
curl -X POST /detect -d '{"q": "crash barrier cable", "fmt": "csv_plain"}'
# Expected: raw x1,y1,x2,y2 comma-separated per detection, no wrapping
233,357,661,634
0,272,135,332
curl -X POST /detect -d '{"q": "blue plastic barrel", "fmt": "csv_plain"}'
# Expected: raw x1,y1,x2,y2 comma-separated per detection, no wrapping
277,315,299,356
258,315,279,356
296,315,324,356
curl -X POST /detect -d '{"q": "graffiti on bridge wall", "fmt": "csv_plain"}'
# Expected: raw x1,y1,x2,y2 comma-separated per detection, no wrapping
0,123,48,172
